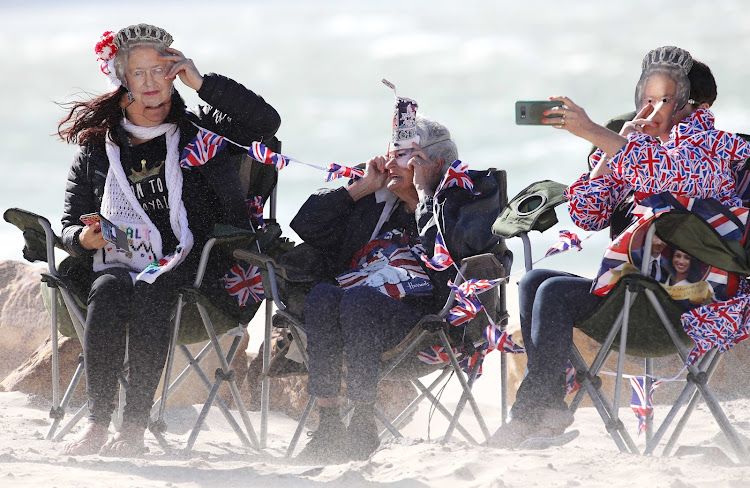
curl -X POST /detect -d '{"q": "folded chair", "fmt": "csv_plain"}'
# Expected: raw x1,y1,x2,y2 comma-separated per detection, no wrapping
493,181,750,463
2,138,288,453
234,168,514,456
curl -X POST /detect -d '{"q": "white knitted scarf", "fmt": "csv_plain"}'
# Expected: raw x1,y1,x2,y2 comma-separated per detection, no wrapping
96,118,194,283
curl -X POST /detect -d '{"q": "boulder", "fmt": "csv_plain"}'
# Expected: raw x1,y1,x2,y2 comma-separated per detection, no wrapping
0,260,51,379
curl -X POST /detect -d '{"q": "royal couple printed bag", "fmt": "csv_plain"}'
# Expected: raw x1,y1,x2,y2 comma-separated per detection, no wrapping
592,193,749,310
335,229,433,299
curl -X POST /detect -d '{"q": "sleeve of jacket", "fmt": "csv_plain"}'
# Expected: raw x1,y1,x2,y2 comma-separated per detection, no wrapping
290,187,356,252
61,147,98,259
191,73,281,146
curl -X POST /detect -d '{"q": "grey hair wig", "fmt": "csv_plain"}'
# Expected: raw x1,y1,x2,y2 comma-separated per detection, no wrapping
113,41,171,90
634,65,691,116
415,114,458,173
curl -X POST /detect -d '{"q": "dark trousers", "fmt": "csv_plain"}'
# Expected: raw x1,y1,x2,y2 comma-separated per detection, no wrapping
511,269,604,422
304,284,423,403
84,266,189,428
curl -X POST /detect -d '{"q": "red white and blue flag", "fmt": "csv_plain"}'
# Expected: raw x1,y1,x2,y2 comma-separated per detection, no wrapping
421,231,455,271
222,263,264,306
681,295,750,364
249,142,289,171
434,159,481,197
417,345,458,365
545,230,583,258
483,323,525,354
447,278,504,326
180,129,227,168
565,361,580,395
245,196,265,231
630,376,662,436
324,163,364,182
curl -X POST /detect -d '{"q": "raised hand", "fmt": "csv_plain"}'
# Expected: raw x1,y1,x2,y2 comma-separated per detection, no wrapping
161,47,204,91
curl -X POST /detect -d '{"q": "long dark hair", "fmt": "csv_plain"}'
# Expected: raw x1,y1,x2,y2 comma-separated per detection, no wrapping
57,87,188,146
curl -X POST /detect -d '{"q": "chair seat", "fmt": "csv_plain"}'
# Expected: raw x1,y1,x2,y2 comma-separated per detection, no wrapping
575,274,694,357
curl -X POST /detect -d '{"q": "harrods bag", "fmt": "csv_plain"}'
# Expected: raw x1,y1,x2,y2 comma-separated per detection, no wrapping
336,229,433,299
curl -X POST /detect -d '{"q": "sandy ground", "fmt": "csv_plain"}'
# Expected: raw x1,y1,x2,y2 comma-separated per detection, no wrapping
0,383,749,488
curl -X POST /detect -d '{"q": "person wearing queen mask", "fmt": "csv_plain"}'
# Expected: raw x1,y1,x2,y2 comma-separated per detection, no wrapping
56,23,280,456
287,85,500,463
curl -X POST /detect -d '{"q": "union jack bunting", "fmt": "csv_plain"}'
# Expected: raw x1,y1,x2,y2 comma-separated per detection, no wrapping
483,323,525,354
544,230,583,258
421,230,455,271
417,345,458,364
565,361,580,395
180,129,227,168
434,159,481,197
447,278,504,326
249,142,289,171
324,163,364,182
630,376,662,436
245,196,265,231
459,349,486,377
222,263,264,307
681,295,750,364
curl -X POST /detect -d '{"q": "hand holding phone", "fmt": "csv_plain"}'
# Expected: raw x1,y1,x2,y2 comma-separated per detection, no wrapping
515,101,563,125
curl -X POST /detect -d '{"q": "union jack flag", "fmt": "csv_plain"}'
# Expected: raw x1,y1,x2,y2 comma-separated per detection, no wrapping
630,376,662,436
245,196,265,231
681,295,750,364
447,278,504,326
544,230,583,258
180,129,227,168
417,345,458,364
434,159,481,197
324,163,364,182
565,361,580,395
483,323,525,354
249,142,289,171
222,264,264,306
421,230,455,271
459,349,486,377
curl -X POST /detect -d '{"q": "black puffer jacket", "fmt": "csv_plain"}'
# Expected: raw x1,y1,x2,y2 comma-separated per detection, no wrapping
61,73,280,272
290,171,502,315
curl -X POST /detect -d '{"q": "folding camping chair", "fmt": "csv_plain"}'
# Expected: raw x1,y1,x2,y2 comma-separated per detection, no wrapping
233,168,514,457
492,180,750,463
2,138,288,453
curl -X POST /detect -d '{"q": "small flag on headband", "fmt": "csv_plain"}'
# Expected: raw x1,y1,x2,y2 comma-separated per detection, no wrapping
630,376,661,436
421,231,455,271
434,159,481,197
545,230,583,257
324,163,365,182
180,129,228,168
249,142,289,171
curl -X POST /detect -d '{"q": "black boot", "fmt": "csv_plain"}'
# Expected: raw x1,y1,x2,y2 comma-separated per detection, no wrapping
346,403,380,461
295,405,348,464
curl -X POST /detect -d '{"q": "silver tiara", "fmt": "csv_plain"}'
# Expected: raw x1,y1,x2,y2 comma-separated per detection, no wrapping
641,46,693,74
114,24,173,49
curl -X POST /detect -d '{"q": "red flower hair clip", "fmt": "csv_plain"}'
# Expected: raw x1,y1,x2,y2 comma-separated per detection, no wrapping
94,31,117,75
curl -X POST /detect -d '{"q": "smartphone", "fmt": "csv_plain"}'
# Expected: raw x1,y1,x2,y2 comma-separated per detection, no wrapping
80,212,129,250
515,101,563,125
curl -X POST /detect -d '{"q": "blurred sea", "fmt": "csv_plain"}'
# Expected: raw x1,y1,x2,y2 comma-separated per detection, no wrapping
2,0,750,277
